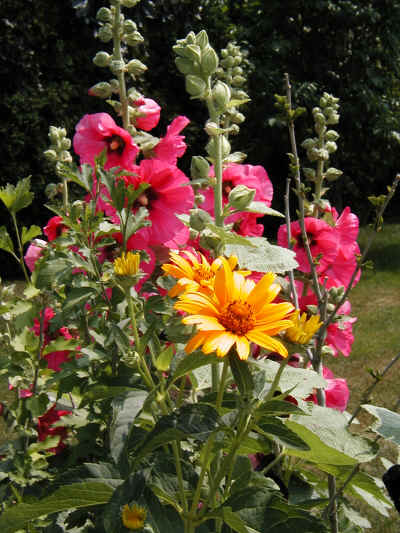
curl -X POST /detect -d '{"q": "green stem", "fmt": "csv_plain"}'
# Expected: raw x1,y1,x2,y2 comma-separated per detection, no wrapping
62,175,69,213
216,359,229,411
113,3,129,130
265,355,290,402
11,212,30,283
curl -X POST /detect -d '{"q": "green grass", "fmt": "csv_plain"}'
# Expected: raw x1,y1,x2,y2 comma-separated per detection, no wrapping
1,224,400,528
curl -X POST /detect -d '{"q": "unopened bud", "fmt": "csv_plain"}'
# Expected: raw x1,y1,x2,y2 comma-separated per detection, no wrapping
175,57,194,75
45,183,58,199
93,51,111,68
302,167,316,181
123,19,137,33
212,81,231,111
204,121,220,136
44,149,57,163
201,46,219,75
206,136,231,159
88,81,113,98
230,112,245,124
191,156,210,180
98,23,113,43
126,59,147,76
189,208,213,231
232,75,246,86
199,228,221,251
121,0,140,7
195,30,209,49
321,345,336,357
325,167,343,182
185,44,202,63
96,7,112,22
124,31,144,46
325,129,339,141
48,126,61,144
325,141,337,154
60,151,72,163
228,184,255,210
185,75,207,98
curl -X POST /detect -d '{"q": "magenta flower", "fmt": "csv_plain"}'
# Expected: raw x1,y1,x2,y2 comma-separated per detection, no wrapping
278,217,338,273
132,97,161,131
37,404,71,454
128,158,194,246
328,206,360,259
73,113,139,170
25,239,47,272
319,247,361,289
311,366,350,411
154,116,190,165
199,163,273,237
326,301,357,357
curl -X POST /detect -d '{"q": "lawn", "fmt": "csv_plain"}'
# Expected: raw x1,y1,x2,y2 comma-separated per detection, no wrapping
0,221,399,528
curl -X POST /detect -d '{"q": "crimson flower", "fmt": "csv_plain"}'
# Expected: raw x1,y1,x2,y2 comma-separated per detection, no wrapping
37,405,71,454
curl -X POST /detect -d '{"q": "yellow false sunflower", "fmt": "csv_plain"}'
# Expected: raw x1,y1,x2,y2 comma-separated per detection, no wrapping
285,310,322,345
114,251,140,276
162,250,249,297
121,503,147,530
175,257,295,360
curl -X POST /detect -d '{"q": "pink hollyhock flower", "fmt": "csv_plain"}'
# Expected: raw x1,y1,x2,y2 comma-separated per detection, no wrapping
132,97,161,131
319,247,361,290
8,383,33,398
25,239,47,272
37,404,71,454
326,301,357,357
199,163,273,237
73,113,139,170
153,116,190,165
311,367,349,411
127,158,194,246
329,206,360,260
277,217,338,274
44,216,67,241
33,307,55,342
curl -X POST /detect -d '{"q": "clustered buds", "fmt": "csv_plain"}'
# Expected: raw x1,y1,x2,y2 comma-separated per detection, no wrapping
301,93,343,204
44,126,72,167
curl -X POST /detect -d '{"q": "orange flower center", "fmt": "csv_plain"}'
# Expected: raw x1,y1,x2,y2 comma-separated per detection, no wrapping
192,263,214,284
107,134,125,154
219,301,256,335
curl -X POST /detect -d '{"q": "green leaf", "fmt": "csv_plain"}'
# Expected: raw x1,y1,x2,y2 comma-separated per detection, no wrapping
255,399,308,418
362,404,400,445
206,223,257,246
35,257,72,289
257,417,310,450
250,358,327,400
229,352,254,397
0,177,33,213
63,287,98,312
154,345,175,371
222,507,250,533
286,406,377,465
224,237,298,273
244,202,284,217
133,404,219,465
0,226,15,254
21,225,42,245
80,385,134,407
0,482,114,533
110,389,148,466
169,351,221,385
42,337,81,356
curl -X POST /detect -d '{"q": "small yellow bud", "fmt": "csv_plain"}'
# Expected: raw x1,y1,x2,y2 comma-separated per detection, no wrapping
122,503,146,530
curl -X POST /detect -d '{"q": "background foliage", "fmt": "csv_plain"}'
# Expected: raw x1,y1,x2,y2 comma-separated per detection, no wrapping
2,0,400,275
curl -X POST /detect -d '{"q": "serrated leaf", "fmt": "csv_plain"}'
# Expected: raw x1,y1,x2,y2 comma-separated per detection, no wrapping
0,226,15,254
255,399,309,418
206,223,256,246
224,237,298,273
21,225,42,245
0,482,113,533
362,404,400,445
35,258,72,289
0,177,33,213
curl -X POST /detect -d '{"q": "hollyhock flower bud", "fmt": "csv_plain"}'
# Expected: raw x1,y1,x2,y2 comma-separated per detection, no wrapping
212,81,231,111
206,136,231,159
44,149,57,162
175,57,194,75
325,141,337,153
325,167,343,181
191,156,210,180
131,98,160,131
93,51,111,68
189,208,213,231
25,239,47,272
228,184,255,210
232,75,246,86
185,75,207,98
98,23,113,43
126,59,147,76
88,82,112,98
326,129,340,141
121,0,140,7
201,46,219,75
123,20,137,33
96,7,112,22
124,31,144,46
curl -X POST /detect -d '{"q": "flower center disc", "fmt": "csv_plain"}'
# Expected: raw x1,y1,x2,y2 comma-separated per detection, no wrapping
220,301,256,335
107,134,125,154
